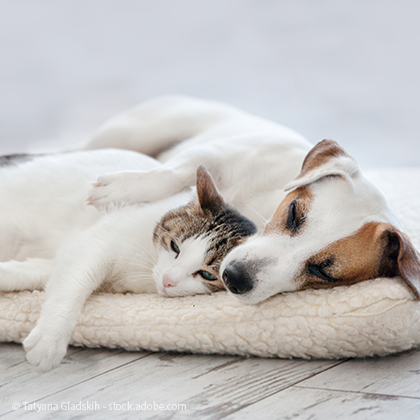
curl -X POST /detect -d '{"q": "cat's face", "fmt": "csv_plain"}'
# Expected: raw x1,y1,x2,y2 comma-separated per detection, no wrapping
152,166,257,297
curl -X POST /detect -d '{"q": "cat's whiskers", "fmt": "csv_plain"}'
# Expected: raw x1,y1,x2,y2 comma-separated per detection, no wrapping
246,204,268,224
167,209,189,231
110,273,155,292
155,224,180,240
109,237,158,267
113,255,156,275
152,265,163,285
124,260,155,272
185,208,194,219
112,266,154,279
155,224,171,234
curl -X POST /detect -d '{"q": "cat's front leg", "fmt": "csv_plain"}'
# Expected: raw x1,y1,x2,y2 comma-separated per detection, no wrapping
23,238,107,371
0,258,53,291
23,323,70,372
24,279,103,371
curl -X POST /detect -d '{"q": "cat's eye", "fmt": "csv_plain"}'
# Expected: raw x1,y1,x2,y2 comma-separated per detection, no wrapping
198,270,217,281
170,240,180,254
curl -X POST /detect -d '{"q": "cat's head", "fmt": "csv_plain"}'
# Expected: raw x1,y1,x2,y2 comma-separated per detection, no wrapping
152,165,257,297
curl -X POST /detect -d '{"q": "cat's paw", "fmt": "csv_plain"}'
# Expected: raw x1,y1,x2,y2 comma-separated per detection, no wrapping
23,327,68,372
87,169,174,209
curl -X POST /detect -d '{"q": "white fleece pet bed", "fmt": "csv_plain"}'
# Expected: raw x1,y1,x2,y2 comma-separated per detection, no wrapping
1,168,420,359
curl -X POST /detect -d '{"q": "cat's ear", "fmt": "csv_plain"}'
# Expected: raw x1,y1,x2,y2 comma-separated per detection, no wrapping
196,165,225,216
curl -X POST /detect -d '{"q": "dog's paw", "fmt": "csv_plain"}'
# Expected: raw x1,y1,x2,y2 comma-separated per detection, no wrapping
87,170,173,209
23,327,68,372
87,171,145,209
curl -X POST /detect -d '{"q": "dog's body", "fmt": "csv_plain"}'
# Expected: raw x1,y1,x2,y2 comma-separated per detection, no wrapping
86,96,311,226
87,95,420,303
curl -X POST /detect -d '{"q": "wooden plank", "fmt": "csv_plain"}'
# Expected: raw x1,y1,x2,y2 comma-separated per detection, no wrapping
0,343,151,416
3,352,341,419
296,348,420,398
222,385,420,420
0,343,83,385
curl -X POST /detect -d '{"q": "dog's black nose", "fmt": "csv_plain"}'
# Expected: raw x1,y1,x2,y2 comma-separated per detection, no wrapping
222,262,254,295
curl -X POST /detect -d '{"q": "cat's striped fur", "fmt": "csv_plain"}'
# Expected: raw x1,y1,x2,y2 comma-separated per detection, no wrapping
153,166,257,292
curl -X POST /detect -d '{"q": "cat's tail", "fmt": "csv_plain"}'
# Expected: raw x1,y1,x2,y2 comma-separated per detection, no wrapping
84,95,240,159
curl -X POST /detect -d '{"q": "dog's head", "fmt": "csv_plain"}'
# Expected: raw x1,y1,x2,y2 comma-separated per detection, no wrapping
221,139,420,304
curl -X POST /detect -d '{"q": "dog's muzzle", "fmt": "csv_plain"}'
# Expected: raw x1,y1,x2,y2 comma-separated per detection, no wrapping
222,261,254,295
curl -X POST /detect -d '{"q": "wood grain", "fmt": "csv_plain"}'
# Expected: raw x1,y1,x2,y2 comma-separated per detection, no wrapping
0,343,151,416
296,348,420,398
223,386,420,420
2,343,420,419
2,350,339,419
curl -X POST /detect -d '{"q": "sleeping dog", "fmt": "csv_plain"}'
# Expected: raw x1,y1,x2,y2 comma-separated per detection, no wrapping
87,95,420,303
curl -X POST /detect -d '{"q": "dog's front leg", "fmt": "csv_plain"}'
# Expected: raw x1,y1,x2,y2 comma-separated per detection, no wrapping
87,149,220,209
23,236,107,371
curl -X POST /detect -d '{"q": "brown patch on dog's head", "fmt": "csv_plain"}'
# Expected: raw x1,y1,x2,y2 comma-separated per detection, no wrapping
296,222,420,299
298,139,351,178
285,139,360,192
263,186,313,236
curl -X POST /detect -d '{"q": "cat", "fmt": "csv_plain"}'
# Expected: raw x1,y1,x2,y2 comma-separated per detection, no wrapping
0,149,257,371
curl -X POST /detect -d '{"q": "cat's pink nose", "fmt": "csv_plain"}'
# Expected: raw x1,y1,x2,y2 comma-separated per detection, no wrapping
163,274,176,288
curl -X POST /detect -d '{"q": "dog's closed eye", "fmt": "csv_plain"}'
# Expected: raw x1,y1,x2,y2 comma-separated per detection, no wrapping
307,259,338,282
286,199,305,233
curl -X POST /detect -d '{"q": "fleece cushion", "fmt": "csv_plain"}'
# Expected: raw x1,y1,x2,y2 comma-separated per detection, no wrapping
0,167,419,359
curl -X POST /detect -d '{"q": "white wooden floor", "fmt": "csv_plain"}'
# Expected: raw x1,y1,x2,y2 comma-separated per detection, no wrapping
1,343,420,419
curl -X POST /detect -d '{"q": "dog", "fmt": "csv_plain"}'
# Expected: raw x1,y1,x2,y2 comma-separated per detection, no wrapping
86,95,420,304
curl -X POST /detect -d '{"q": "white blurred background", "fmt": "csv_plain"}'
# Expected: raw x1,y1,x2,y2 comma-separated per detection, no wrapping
0,0,419,168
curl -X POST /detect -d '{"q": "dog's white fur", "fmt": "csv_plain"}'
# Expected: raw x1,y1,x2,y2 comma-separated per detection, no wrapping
86,95,311,225
87,95,419,304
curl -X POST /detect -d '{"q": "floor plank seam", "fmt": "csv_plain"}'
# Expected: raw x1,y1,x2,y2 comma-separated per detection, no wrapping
0,351,153,418
212,359,350,419
293,385,420,401
275,359,350,389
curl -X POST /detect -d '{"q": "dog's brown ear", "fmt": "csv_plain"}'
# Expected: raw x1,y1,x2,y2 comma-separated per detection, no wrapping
378,227,420,299
196,165,225,215
285,139,360,191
